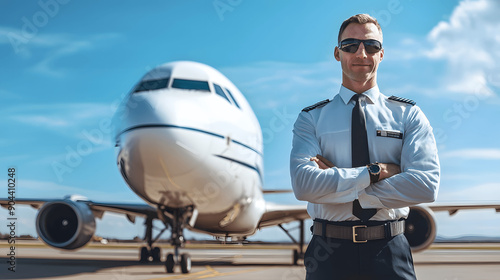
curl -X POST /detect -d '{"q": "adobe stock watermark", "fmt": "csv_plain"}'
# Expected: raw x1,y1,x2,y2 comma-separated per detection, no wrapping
262,106,296,144
7,0,71,54
190,145,254,210
188,169,228,210
302,236,340,276
370,0,410,27
50,78,139,183
213,0,243,21
51,118,114,182
488,73,500,88
110,268,135,280
281,269,305,280
50,63,154,183
433,80,493,145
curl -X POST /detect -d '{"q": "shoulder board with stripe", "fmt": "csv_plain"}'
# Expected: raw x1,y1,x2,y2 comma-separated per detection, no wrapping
388,95,416,106
302,99,330,112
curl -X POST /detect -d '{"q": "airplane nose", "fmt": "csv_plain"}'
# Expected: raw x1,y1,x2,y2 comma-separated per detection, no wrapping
114,92,226,209
115,91,216,135
115,93,169,129
115,93,214,177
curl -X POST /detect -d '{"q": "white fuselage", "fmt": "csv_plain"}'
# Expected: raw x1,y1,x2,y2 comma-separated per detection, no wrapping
113,61,266,236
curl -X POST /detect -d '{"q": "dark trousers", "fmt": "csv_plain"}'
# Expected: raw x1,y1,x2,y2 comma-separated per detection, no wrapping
304,225,416,280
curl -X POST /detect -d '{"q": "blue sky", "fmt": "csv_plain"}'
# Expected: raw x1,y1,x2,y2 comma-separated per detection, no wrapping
1,0,500,242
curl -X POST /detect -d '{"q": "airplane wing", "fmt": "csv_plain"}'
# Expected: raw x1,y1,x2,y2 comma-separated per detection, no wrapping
256,201,500,228
425,202,500,215
0,197,157,223
258,202,309,228
0,198,48,209
262,189,294,194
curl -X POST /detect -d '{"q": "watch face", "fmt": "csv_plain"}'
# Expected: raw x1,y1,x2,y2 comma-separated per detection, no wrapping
370,164,381,174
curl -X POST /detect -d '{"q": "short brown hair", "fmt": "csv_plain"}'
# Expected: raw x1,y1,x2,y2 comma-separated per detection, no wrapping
338,14,382,44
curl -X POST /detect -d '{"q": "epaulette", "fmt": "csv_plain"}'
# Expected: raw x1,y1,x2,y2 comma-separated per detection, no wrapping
388,95,416,106
302,99,330,112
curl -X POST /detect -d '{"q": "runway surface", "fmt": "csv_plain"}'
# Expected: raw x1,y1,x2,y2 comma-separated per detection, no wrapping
1,242,500,280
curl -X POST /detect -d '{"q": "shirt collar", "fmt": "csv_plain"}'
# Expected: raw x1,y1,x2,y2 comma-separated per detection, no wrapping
338,85,381,105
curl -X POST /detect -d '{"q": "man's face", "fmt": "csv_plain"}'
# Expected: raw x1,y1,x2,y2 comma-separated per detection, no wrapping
334,23,384,85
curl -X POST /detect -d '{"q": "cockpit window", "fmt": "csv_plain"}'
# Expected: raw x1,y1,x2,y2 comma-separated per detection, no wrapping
172,79,210,91
213,83,231,104
134,78,169,93
224,88,241,109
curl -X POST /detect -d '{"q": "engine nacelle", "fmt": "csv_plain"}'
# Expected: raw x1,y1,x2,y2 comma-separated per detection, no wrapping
36,199,96,250
405,205,437,252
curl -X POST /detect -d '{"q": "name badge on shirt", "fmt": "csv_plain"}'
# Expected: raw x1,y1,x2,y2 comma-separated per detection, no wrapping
377,129,403,139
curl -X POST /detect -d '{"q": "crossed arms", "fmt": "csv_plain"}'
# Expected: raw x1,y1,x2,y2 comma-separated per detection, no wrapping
290,108,440,209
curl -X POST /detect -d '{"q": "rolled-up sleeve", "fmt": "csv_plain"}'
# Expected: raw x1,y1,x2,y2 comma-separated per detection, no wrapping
360,106,440,209
290,111,370,204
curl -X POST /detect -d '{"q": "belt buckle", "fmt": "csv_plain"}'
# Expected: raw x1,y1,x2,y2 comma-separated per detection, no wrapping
352,225,367,243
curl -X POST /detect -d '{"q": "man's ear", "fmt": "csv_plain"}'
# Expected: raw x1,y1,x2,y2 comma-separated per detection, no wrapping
379,48,384,61
334,46,341,61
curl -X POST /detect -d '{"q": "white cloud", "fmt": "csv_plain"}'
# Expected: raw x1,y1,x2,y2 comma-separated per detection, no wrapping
30,39,93,77
0,154,31,162
5,102,117,147
29,33,121,77
13,114,71,127
440,148,500,160
0,26,77,47
437,182,500,202
426,0,500,96
15,179,97,198
0,89,22,101
0,26,92,60
7,102,114,129
382,36,428,62
0,25,121,77
221,61,341,110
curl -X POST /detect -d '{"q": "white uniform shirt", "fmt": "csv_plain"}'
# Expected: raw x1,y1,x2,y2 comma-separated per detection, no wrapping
290,85,440,222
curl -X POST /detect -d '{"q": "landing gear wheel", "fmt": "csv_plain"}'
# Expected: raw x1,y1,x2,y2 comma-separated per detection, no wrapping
152,247,161,262
140,247,150,262
180,253,191,274
293,249,299,265
165,253,175,273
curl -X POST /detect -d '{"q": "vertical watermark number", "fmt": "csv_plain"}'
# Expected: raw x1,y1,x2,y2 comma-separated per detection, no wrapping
6,167,17,273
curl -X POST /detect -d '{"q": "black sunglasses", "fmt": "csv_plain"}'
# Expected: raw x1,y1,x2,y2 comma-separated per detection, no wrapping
338,38,382,54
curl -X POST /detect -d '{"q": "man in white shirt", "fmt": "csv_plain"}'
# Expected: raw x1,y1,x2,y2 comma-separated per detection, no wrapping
290,14,440,280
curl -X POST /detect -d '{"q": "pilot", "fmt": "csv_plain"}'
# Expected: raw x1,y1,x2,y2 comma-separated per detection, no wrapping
290,14,440,279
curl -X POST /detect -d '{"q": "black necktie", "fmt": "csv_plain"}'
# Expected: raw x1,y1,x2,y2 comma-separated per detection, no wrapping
351,94,377,222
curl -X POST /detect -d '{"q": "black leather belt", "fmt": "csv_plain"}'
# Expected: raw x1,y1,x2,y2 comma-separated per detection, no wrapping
312,219,405,243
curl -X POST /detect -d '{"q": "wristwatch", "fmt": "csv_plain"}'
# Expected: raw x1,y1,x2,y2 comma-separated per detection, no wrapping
367,163,381,184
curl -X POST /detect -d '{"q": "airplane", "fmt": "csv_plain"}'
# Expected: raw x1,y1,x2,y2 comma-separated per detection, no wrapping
2,61,500,274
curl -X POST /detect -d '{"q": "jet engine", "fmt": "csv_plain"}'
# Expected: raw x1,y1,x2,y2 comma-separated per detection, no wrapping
405,205,437,252
36,199,96,250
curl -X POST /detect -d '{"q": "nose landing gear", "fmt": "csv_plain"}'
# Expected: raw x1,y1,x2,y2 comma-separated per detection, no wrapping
138,206,196,274
165,248,191,273
160,206,196,274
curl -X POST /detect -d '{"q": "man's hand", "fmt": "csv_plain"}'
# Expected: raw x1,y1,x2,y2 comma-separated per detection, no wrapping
378,163,401,180
310,154,335,169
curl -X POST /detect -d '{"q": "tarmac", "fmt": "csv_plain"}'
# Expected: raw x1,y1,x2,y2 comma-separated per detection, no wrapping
1,241,500,280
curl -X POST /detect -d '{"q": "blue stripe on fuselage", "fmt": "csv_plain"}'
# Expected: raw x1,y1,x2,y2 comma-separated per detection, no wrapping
119,124,262,157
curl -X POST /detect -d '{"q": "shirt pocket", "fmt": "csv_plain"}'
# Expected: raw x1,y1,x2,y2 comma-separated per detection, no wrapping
372,128,403,164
